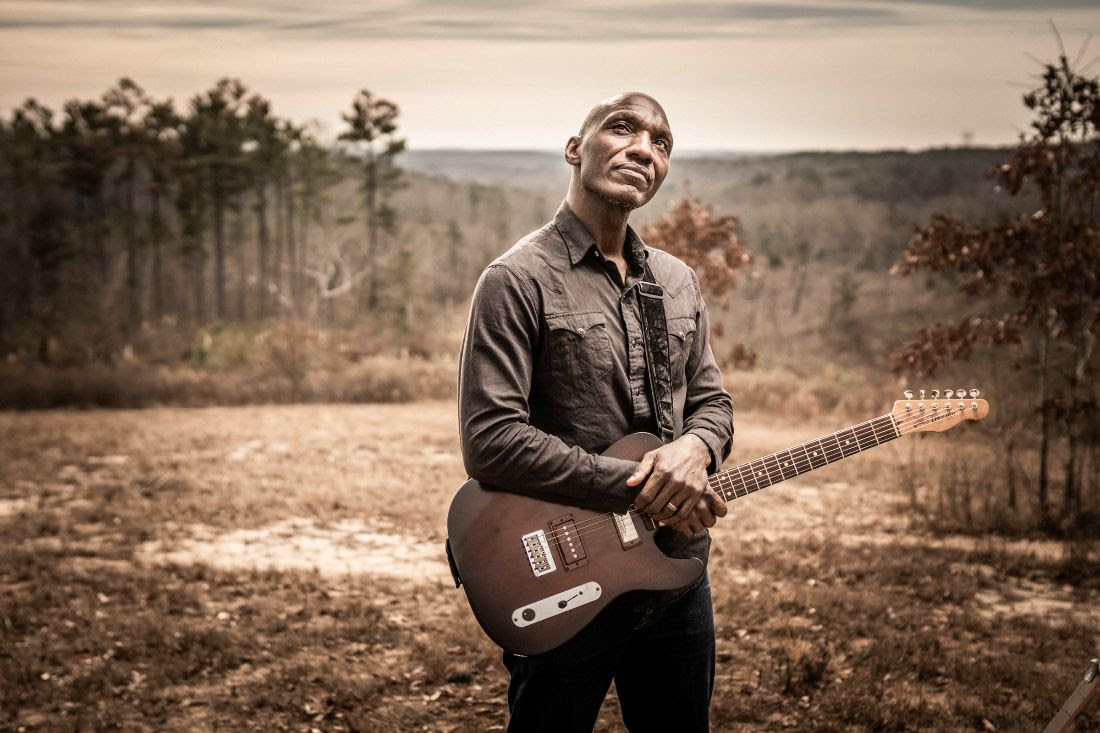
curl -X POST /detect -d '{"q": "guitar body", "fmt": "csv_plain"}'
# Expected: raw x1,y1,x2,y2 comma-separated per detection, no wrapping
446,432,704,656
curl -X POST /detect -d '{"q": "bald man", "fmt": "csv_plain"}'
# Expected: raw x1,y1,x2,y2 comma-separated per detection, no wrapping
458,93,734,732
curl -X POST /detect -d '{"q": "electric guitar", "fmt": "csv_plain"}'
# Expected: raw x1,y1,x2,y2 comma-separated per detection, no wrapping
446,390,989,656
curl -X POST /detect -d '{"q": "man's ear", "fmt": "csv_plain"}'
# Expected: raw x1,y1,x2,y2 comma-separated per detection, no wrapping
564,136,581,166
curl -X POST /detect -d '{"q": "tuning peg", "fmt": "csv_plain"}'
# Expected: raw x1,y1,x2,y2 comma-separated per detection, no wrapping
919,389,926,400
903,390,913,399
968,388,980,398
945,389,954,398
956,387,966,398
931,389,940,399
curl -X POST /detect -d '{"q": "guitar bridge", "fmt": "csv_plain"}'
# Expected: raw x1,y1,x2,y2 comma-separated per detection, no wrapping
521,529,557,577
549,514,588,570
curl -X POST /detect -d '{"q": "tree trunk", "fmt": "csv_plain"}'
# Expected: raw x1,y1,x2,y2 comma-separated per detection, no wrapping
284,177,297,314
213,192,226,320
365,149,378,311
149,186,164,321
234,208,247,321
124,162,141,332
255,185,270,319
1037,318,1052,528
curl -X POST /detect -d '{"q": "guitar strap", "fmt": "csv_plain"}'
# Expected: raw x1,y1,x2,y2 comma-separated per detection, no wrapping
637,262,675,445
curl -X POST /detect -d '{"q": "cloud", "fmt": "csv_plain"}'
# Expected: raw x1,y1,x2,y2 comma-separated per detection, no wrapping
0,0,1094,41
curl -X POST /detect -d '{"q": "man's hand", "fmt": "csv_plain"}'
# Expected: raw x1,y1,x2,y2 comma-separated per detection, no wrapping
626,433,728,537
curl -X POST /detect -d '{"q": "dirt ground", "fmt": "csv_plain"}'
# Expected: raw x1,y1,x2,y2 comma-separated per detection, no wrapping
2,402,1098,732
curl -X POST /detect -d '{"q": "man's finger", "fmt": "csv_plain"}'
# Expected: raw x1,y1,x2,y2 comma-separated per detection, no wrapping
707,488,728,517
626,451,656,487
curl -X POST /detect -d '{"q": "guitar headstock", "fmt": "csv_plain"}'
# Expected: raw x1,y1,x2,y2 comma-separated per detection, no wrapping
892,388,989,434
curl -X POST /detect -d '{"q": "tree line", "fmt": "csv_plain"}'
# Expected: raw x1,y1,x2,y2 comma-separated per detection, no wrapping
0,78,403,364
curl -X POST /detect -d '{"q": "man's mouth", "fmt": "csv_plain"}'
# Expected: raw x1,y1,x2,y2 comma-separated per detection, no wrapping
614,166,650,187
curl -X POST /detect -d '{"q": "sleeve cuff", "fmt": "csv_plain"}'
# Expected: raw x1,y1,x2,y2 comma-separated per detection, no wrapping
685,427,727,474
588,454,639,513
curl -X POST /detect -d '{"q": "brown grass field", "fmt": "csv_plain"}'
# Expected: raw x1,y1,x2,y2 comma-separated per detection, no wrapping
2,401,1098,732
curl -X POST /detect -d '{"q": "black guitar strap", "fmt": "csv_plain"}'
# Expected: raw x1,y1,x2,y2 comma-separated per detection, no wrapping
637,262,675,445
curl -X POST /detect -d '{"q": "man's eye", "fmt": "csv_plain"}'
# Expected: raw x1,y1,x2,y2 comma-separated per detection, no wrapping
654,138,670,152
611,121,631,132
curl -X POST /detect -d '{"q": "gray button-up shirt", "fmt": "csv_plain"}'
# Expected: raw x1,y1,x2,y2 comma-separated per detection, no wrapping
459,201,734,531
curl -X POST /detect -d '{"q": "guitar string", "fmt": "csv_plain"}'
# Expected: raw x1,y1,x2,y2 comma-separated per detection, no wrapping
536,406,971,549
531,405,981,547
535,409,940,545
560,405,979,544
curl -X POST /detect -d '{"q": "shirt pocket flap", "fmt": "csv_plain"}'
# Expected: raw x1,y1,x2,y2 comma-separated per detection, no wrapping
667,316,697,342
547,312,607,337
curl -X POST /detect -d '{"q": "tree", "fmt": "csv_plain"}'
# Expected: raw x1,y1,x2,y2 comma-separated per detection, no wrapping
187,78,251,319
891,52,1100,529
640,198,752,308
640,198,755,368
338,89,405,312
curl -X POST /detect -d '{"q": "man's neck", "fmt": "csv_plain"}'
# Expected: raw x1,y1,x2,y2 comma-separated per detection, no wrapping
565,189,632,259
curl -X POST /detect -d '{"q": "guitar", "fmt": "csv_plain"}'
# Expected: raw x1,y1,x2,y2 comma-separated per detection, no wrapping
446,390,989,656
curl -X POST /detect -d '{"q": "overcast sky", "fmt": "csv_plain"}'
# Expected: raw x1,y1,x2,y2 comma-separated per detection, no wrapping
1,1,1098,151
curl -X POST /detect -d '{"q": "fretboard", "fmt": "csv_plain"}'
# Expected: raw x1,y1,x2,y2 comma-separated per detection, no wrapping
709,413,899,502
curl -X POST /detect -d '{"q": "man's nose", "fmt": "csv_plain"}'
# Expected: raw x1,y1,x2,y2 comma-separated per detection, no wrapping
625,132,655,163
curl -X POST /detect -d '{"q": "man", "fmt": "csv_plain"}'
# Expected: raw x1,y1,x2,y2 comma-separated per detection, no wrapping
458,92,734,732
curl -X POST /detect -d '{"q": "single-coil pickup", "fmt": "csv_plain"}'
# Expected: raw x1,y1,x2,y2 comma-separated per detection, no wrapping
548,514,588,570
521,529,557,577
612,512,642,550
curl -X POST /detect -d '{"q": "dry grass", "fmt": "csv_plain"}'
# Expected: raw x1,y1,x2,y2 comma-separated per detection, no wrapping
2,403,1098,732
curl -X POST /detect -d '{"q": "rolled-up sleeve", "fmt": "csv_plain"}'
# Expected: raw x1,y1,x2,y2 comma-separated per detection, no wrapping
459,264,638,513
681,272,734,472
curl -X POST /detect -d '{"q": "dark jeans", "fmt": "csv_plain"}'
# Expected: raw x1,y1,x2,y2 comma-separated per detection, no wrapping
503,574,715,733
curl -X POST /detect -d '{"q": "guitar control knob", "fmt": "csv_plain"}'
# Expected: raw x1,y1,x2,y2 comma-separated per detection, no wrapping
522,608,536,621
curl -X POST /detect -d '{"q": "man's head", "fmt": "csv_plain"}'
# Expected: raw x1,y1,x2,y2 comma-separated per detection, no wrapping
565,92,672,212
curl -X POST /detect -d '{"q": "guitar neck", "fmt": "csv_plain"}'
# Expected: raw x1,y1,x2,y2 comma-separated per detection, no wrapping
710,413,899,502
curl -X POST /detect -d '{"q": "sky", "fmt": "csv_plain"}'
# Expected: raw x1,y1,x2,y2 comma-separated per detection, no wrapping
1,1,1098,152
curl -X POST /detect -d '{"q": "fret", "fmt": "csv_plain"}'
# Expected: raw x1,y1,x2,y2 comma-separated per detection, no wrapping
803,439,828,469
749,458,772,489
872,415,900,442
775,449,798,480
734,464,754,497
855,420,879,452
836,428,860,457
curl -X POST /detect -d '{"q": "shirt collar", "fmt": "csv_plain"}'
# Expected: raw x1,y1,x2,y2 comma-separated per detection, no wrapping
553,200,649,275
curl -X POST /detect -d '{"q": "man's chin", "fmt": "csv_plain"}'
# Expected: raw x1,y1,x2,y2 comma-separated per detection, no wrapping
591,183,647,211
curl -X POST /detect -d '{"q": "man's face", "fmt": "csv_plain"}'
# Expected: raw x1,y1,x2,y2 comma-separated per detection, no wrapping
567,95,673,211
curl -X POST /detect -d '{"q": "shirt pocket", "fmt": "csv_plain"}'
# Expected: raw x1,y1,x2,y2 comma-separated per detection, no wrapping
547,312,613,392
667,315,697,378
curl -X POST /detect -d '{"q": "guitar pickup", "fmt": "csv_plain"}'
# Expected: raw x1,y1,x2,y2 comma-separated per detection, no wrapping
612,512,642,550
548,514,588,570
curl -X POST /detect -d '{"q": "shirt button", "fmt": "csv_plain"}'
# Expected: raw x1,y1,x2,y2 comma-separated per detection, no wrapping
635,386,644,395
577,328,585,335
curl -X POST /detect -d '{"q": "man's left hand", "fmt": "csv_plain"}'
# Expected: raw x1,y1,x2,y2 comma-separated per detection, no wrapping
626,434,727,537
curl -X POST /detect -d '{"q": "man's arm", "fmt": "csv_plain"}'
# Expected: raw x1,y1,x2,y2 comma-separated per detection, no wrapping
458,263,639,513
